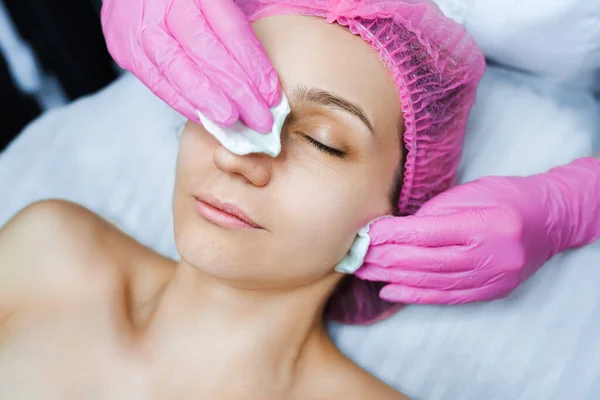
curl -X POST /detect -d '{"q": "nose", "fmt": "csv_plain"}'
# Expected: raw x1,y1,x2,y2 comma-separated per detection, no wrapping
212,145,272,187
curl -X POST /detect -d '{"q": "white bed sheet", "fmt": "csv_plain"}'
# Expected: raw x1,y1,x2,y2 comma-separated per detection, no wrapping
433,0,600,90
1,68,599,399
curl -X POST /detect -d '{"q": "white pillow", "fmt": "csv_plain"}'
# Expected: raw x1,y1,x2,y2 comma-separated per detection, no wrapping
434,0,600,89
0,74,184,258
458,66,598,181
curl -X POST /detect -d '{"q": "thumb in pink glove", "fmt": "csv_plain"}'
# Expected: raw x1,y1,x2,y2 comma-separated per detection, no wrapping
355,156,600,305
101,0,281,133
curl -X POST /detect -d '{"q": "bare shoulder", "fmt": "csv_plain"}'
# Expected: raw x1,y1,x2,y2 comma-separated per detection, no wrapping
0,200,170,318
1,199,113,254
345,363,410,400
311,347,410,400
0,200,120,308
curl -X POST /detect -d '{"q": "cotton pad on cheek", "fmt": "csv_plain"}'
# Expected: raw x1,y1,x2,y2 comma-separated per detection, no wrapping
197,94,291,157
335,216,394,274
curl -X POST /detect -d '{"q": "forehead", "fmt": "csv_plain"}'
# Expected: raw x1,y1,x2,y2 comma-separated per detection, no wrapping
251,15,401,135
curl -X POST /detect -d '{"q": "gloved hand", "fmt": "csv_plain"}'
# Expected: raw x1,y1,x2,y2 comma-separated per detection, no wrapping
101,0,281,133
356,156,600,304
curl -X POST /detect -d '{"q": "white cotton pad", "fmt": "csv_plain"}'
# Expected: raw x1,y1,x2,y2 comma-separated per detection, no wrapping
197,94,291,157
334,216,394,274
334,223,373,274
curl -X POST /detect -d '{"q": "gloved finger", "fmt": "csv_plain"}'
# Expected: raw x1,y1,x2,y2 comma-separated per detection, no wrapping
362,243,474,272
129,39,198,121
166,2,274,133
201,0,282,108
356,265,509,291
141,27,239,126
378,282,515,305
140,67,198,122
369,212,478,247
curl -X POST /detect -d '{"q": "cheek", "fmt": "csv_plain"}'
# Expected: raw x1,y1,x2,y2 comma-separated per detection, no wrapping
175,127,217,185
279,157,362,226
172,128,217,247
269,166,378,271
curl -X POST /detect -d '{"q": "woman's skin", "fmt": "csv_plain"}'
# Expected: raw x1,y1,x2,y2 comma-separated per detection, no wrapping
0,15,406,400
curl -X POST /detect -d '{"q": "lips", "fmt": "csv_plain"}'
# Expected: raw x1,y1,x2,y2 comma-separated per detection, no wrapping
194,194,262,229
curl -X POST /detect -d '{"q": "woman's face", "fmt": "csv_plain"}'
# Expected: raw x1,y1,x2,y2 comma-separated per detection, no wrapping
173,15,402,289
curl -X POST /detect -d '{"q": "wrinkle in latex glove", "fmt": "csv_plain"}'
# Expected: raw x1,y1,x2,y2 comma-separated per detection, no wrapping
198,94,290,157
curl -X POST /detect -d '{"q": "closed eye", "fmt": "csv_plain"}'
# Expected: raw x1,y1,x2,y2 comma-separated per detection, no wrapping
302,134,345,159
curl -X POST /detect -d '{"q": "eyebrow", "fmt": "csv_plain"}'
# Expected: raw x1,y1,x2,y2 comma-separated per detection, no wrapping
293,85,375,135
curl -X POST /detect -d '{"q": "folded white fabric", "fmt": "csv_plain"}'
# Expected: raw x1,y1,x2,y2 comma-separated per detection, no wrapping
434,0,600,90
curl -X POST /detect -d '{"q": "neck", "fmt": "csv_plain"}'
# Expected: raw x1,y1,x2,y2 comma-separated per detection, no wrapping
141,261,343,397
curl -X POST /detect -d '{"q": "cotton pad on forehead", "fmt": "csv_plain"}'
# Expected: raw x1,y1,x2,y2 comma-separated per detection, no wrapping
198,94,291,158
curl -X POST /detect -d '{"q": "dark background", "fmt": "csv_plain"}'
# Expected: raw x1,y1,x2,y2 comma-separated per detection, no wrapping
1,0,117,151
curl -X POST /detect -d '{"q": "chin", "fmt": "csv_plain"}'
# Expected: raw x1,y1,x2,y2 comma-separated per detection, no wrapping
176,238,309,290
175,222,264,279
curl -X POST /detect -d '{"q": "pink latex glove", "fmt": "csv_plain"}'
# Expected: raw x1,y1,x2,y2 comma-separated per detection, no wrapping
356,157,600,304
101,0,281,133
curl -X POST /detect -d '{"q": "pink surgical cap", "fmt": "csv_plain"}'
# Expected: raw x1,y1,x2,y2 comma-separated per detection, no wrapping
237,0,486,324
